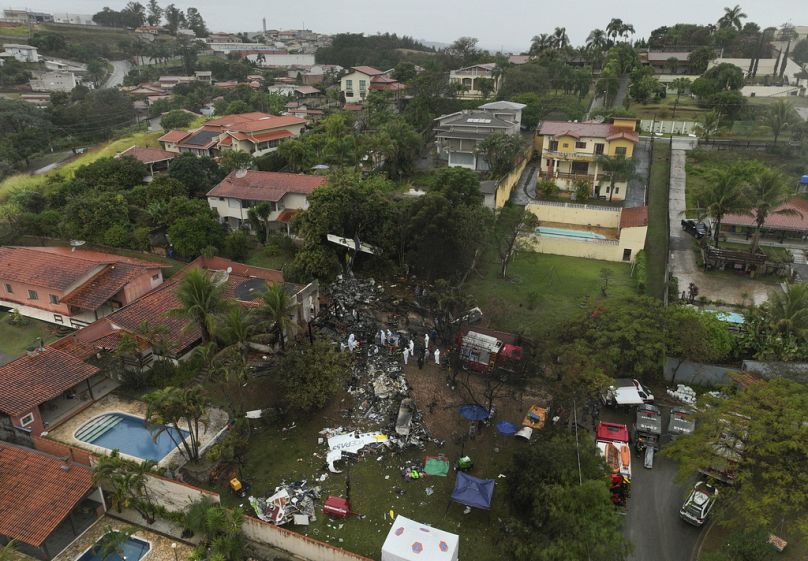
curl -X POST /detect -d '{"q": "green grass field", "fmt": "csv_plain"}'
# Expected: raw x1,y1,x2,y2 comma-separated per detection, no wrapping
632,95,707,121
467,252,635,338
645,141,672,300
0,317,58,364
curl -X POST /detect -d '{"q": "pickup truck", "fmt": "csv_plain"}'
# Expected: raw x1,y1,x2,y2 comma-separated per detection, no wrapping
602,378,654,407
668,407,696,438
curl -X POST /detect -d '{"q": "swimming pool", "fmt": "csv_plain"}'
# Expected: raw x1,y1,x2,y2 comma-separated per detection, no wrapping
77,534,150,561
535,226,606,240
709,311,746,325
75,412,189,462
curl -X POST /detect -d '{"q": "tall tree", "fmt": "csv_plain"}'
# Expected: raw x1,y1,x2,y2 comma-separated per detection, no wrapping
745,167,799,253
280,341,351,410
597,154,636,202
664,379,808,538
143,386,210,461
254,283,297,351
666,306,733,381
163,3,185,34
686,164,748,245
169,267,229,344
477,132,524,179
495,204,539,278
185,7,208,37
696,110,721,143
92,450,158,523
718,5,747,31
765,283,808,341
146,0,162,26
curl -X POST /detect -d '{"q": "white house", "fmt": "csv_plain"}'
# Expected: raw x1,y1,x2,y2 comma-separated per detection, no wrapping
1,44,39,63
207,170,327,235
449,63,500,99
29,71,77,92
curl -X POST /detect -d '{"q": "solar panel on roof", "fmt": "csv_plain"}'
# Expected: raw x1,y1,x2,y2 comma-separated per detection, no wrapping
183,130,219,146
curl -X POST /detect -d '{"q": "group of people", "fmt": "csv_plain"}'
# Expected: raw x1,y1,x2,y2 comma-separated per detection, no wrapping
378,328,441,370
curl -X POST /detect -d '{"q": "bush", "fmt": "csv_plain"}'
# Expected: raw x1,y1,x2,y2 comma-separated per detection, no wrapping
102,223,131,248
222,230,249,261
160,110,195,130
536,179,559,199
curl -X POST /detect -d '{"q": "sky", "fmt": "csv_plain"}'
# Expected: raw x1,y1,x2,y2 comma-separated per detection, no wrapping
19,0,806,52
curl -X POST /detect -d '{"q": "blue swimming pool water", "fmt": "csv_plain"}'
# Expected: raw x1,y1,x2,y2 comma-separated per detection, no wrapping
535,226,606,240
77,535,150,561
711,311,746,325
75,413,189,462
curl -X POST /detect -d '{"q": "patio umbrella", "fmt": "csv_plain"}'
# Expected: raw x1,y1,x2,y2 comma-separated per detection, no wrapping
458,404,489,421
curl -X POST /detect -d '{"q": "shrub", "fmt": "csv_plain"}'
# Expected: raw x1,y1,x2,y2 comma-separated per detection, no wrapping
536,179,559,199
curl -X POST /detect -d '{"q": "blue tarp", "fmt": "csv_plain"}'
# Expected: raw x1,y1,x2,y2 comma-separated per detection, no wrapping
458,404,489,421
495,421,518,435
450,472,495,510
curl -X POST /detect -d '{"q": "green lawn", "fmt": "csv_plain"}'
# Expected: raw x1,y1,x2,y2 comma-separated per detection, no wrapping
632,95,707,121
0,127,163,201
645,140,672,300
214,390,515,561
466,252,635,338
0,316,59,364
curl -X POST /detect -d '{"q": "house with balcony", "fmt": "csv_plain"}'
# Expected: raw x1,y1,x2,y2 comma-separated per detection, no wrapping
535,118,640,202
159,112,306,158
434,106,522,170
449,63,500,99
207,170,327,235
0,246,165,328
339,66,403,102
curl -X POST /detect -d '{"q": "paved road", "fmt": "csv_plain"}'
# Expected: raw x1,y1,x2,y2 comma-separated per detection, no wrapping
509,160,538,205
612,75,630,109
624,138,650,208
599,407,702,561
103,60,131,88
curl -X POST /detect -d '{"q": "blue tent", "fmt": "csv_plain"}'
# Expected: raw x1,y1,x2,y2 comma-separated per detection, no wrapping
458,404,489,421
495,421,518,435
450,472,495,510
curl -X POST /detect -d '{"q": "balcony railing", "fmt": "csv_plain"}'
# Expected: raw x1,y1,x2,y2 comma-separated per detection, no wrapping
541,171,600,182
542,149,599,160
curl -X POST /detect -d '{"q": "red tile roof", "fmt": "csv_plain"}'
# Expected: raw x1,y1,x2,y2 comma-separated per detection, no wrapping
247,130,294,143
723,197,808,231
538,120,639,143
620,206,649,229
158,130,190,143
204,112,275,127
343,103,363,111
229,115,306,133
60,263,147,311
351,66,384,76
0,348,100,416
276,208,299,223
23,246,163,268
207,170,327,202
117,146,177,164
0,442,94,547
0,247,104,291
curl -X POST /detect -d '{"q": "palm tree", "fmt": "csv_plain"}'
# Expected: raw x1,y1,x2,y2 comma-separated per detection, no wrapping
765,283,808,340
0,541,17,561
255,283,297,351
606,18,624,44
215,306,257,360
144,386,210,461
278,138,312,172
671,77,692,119
93,451,158,523
551,27,569,49
183,498,245,561
697,111,721,143
745,168,801,253
767,99,795,143
718,5,747,31
685,166,749,246
97,527,138,561
620,23,636,43
529,34,553,55
587,29,607,51
169,268,229,344
596,155,637,202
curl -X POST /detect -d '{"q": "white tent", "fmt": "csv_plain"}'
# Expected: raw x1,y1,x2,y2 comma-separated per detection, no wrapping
381,515,459,561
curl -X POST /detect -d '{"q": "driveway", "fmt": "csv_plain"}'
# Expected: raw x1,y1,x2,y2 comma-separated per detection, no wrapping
598,407,702,561
509,160,538,205
624,138,649,208
668,143,773,305
103,59,131,88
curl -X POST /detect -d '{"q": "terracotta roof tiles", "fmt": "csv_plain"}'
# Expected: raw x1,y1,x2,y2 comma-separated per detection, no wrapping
620,206,649,229
158,130,190,143
538,120,639,143
207,170,327,202
0,442,94,547
723,197,808,231
117,146,177,164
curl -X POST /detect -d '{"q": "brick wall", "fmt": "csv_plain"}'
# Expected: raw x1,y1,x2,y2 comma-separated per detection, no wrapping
32,434,93,465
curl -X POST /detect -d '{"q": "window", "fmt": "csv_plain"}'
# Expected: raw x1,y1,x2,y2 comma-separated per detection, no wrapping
4,283,11,293
594,143,605,154
48,294,59,304
562,143,569,148
228,198,241,208
615,146,627,156
571,161,589,174
28,290,38,300
575,141,587,149
623,248,632,261
614,187,619,194
19,413,34,427
345,79,353,89
548,140,559,151
219,197,225,201
359,79,366,91
152,274,160,281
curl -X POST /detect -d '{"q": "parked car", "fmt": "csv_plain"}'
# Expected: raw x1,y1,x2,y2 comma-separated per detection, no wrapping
680,481,718,526
681,219,710,239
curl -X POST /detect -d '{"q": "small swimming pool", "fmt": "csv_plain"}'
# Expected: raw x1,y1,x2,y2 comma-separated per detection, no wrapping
710,311,746,325
77,534,150,561
75,412,189,462
535,226,606,240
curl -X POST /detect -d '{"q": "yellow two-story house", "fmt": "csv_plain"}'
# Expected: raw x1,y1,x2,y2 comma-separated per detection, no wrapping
534,118,639,202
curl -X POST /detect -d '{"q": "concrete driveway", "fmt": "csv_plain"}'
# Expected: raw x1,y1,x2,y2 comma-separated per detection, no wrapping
668,142,773,306
599,407,703,561
625,138,650,208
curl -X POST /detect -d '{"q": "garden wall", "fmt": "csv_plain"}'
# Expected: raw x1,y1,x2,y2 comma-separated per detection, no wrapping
494,145,533,209
526,201,622,228
519,234,621,261
32,434,93,466
143,473,220,511
241,516,374,561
